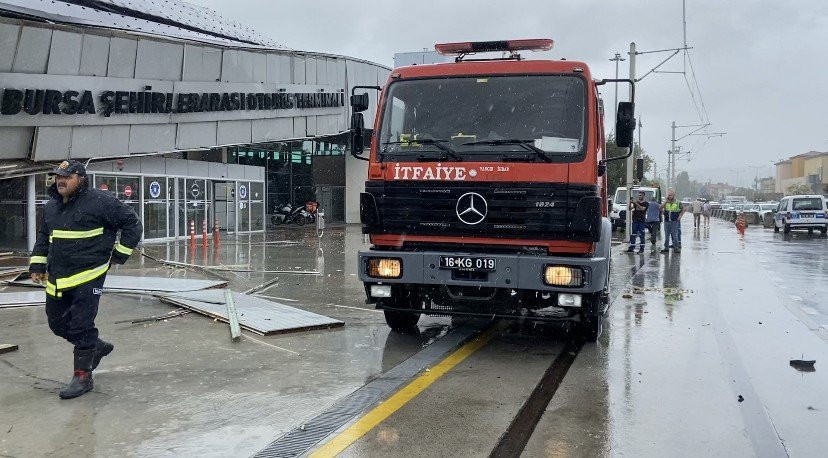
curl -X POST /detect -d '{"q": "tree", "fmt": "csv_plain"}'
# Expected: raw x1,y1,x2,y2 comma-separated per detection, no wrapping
606,134,652,195
787,183,811,196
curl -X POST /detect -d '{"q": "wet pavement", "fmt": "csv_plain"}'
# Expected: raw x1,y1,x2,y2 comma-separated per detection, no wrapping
1,221,826,457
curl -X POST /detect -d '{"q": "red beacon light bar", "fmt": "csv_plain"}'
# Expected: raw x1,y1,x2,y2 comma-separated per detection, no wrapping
435,39,554,56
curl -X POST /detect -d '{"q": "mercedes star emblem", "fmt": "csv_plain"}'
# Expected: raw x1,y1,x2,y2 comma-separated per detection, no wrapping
456,192,488,225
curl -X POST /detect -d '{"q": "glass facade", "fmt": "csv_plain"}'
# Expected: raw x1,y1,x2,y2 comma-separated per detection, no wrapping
229,134,348,222
0,177,27,250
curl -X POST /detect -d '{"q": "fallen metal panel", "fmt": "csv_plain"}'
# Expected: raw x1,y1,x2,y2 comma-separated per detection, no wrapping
5,275,228,292
0,291,46,308
158,290,343,336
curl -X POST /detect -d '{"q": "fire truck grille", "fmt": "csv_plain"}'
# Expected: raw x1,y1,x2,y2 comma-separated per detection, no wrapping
362,181,599,241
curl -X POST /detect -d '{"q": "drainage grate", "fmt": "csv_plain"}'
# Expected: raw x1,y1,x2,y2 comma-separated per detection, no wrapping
253,326,481,457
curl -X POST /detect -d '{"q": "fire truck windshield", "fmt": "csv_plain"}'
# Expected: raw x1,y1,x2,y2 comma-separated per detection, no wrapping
378,75,586,162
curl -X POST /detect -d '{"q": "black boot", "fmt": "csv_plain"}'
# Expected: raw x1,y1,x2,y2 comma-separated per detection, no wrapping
59,348,95,399
92,339,114,370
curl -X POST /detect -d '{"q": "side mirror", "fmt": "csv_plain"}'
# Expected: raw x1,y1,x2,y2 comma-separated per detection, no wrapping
350,93,370,113
350,112,365,154
636,157,644,181
598,162,607,177
616,101,635,148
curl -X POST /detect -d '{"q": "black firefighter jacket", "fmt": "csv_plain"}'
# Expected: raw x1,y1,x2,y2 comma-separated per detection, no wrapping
29,181,142,297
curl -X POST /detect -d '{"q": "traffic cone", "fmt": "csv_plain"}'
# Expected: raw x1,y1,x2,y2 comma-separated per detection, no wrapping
202,219,208,248
213,219,220,248
736,213,746,235
189,219,196,249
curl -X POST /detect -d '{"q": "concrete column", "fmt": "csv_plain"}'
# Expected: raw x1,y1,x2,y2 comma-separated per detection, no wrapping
26,174,36,251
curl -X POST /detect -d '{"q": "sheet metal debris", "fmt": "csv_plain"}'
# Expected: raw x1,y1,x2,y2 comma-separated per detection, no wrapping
224,289,242,341
158,290,343,336
0,291,46,308
0,344,18,355
154,258,319,275
5,275,228,293
790,359,816,372
114,308,192,324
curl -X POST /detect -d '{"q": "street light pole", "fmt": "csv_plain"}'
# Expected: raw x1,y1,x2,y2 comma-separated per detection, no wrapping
609,52,626,132
625,42,636,236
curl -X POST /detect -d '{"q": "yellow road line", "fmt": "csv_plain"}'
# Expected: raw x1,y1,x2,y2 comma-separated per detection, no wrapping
310,326,501,457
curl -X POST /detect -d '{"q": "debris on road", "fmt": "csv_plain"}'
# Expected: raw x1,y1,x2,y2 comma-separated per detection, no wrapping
224,289,242,341
0,344,19,354
790,359,816,372
5,275,228,294
158,290,343,336
622,293,634,299
0,291,45,308
114,308,191,324
738,395,744,402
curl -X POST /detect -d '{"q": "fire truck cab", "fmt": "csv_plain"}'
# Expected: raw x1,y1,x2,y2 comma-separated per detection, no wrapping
351,39,635,340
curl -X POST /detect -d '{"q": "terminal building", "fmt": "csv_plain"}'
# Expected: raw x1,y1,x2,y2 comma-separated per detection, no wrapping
0,0,389,250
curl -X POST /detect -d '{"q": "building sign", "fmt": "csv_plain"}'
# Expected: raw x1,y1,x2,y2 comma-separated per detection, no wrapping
238,184,247,199
124,185,133,198
149,181,161,199
99,183,109,191
191,182,201,198
0,88,345,117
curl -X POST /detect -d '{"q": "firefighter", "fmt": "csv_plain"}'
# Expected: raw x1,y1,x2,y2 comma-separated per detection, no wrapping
29,160,142,399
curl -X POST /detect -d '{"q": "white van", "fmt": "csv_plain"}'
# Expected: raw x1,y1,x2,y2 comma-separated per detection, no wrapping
610,186,661,231
773,195,828,235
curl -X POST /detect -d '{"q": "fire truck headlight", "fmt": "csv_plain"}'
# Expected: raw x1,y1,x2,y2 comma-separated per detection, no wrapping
367,258,402,278
544,265,583,287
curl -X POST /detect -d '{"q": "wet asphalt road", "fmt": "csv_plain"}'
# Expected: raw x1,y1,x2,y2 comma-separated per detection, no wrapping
1,219,826,457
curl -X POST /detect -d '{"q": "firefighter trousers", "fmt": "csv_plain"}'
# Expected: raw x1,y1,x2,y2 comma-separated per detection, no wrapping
45,275,106,350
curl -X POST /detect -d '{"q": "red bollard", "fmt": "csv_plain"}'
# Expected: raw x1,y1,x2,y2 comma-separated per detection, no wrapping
213,219,220,248
189,219,196,248
202,219,208,248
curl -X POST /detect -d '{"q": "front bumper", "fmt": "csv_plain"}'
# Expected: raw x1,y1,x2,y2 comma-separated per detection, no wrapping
358,249,608,294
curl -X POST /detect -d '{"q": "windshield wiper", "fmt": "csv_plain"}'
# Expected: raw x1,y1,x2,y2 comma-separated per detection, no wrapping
381,139,462,161
462,139,552,162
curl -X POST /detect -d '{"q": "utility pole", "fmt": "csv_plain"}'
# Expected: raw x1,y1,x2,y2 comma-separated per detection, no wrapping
637,117,643,183
625,42,636,236
609,52,626,131
670,121,676,191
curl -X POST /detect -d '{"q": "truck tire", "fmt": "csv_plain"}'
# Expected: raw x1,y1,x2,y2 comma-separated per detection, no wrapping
383,309,420,332
821,227,827,236
379,294,421,332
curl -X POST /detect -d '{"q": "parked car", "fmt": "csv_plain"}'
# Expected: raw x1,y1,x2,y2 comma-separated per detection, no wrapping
773,195,828,235
758,203,778,228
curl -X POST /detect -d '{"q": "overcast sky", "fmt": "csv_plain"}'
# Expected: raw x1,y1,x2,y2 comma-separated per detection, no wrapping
191,0,827,187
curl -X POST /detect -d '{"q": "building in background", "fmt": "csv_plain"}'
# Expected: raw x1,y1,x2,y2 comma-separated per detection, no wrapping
0,0,390,250
393,51,453,68
705,182,735,200
775,151,827,195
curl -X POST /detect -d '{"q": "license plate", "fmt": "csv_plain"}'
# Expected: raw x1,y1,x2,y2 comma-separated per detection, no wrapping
439,256,496,271
801,213,813,218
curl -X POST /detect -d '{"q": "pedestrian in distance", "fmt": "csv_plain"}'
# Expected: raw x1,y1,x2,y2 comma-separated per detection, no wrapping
660,190,685,253
692,198,703,228
702,199,712,228
627,191,649,253
645,193,662,246
29,160,142,399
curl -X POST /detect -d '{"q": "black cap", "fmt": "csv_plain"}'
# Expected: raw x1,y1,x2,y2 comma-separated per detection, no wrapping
49,160,86,177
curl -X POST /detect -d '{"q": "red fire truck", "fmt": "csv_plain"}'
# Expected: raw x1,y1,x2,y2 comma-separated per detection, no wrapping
351,39,635,340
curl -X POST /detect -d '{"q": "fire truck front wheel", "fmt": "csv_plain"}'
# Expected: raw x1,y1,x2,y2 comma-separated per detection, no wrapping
379,292,421,332
383,308,420,332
